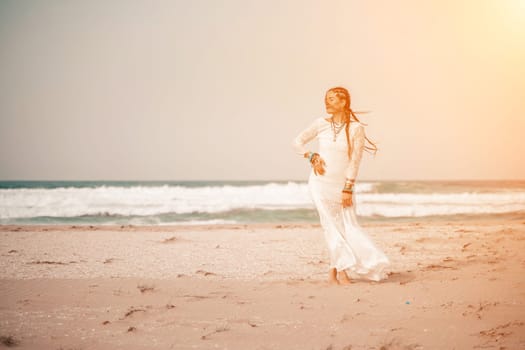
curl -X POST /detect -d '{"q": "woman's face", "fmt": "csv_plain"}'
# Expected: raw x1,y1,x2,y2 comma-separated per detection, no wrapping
325,91,346,113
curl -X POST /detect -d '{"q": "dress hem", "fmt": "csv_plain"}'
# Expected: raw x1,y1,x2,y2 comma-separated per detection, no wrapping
335,262,390,282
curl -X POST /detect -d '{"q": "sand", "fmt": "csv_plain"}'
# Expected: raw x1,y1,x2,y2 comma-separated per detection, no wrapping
0,220,524,349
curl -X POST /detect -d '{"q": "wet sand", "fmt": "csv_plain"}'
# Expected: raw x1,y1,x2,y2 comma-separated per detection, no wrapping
0,220,524,349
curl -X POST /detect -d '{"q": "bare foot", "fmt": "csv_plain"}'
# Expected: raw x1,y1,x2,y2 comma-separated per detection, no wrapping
328,268,339,285
338,270,353,285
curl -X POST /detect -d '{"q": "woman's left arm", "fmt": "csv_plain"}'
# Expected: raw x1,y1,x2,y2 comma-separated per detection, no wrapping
344,124,366,181
291,118,320,157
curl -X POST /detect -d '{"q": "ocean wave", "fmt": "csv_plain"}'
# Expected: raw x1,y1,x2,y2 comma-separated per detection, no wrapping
0,182,373,219
1,181,525,223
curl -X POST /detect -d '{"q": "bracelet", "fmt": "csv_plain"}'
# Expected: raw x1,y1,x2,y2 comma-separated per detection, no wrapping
342,190,353,194
343,183,354,192
308,152,318,163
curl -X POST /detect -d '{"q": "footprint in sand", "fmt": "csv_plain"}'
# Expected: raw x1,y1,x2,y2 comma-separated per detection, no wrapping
393,243,407,254
473,320,524,344
119,307,146,320
455,229,474,233
195,269,218,277
462,301,500,319
160,236,178,243
377,338,422,350
461,242,472,251
440,301,454,308
421,264,457,271
137,284,155,293
16,299,31,306
200,324,230,340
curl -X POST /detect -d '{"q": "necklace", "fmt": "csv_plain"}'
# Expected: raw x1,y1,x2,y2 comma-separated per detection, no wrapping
330,118,346,141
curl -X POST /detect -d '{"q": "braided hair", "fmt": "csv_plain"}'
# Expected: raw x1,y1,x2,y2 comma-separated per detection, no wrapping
325,86,378,160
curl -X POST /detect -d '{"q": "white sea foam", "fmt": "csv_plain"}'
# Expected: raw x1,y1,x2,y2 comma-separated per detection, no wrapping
1,182,524,220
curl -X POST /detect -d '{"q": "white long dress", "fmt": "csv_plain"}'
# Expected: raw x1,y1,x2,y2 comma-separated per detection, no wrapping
292,117,390,281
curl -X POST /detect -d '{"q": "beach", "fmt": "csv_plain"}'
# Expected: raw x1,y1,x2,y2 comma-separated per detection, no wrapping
0,220,524,349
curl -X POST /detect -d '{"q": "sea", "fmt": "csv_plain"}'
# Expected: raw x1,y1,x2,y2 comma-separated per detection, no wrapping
0,180,524,226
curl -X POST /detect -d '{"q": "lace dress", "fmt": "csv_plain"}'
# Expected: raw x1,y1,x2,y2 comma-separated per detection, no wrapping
292,117,390,281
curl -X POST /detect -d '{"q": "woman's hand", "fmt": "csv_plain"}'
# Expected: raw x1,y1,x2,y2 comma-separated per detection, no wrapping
311,154,326,176
342,191,353,208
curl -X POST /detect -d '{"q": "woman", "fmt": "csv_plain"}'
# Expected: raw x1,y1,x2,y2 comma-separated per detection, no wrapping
292,86,390,285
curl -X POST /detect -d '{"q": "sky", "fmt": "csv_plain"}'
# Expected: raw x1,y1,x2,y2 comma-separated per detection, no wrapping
1,0,524,181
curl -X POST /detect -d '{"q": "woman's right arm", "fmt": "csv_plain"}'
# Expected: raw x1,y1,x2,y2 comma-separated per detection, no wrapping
291,118,320,157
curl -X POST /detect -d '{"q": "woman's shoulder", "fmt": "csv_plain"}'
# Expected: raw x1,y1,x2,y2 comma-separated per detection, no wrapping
301,117,325,131
350,120,365,129
350,120,366,136
313,116,330,127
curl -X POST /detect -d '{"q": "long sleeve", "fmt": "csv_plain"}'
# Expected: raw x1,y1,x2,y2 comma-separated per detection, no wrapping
344,124,365,179
291,118,319,157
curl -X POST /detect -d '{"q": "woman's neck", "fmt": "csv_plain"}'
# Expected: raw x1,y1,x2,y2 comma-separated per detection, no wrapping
331,112,346,124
